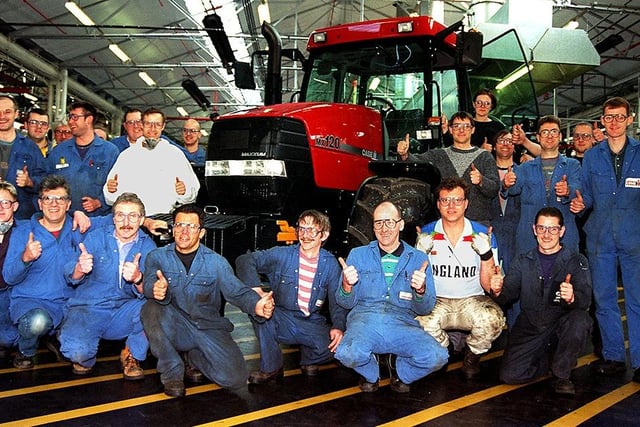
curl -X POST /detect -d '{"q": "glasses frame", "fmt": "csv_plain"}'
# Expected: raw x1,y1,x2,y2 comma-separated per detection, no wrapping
0,199,16,209
124,120,143,127
450,123,474,130
173,222,201,233
474,100,492,108
27,119,49,127
535,224,562,235
438,197,466,207
602,114,628,123
143,121,164,128
372,218,402,230
114,211,143,223
538,129,560,137
573,133,593,141
182,128,200,135
296,226,322,238
496,138,513,145
40,195,70,205
68,113,91,121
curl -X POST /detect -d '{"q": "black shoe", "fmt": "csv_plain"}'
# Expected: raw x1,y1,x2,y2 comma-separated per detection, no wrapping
185,364,204,383
0,346,10,359
553,378,576,395
461,347,481,379
591,359,626,375
633,368,640,383
248,367,284,384
300,364,319,377
387,354,410,393
13,352,34,369
358,377,379,393
163,380,185,397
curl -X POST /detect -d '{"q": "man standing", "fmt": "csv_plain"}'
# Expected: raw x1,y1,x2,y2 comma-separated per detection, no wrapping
492,207,592,395
0,182,20,359
336,201,448,393
570,97,640,382
60,193,156,379
47,102,119,217
502,115,581,256
397,112,499,224
416,177,505,379
0,94,46,220
236,210,347,383
141,204,274,397
53,120,72,146
567,122,596,164
110,108,144,153
24,108,52,157
181,119,206,166
104,108,200,215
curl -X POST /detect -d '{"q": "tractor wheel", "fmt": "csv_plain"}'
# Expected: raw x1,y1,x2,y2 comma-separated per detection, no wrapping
347,177,436,250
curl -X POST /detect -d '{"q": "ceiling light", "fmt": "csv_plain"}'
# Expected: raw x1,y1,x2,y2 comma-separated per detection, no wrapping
65,1,96,26
200,129,209,137
138,71,156,87
176,106,188,117
563,20,579,30
496,64,534,90
23,93,38,101
108,44,131,63
258,1,271,24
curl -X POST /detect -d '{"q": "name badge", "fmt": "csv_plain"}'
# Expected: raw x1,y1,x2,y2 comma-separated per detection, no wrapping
625,178,640,188
55,163,70,170
399,291,413,301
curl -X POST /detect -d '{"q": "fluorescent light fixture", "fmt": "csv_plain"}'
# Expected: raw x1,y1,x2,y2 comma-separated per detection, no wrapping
138,71,156,86
65,1,96,26
563,20,579,30
176,106,189,116
368,77,381,91
496,64,534,90
108,44,131,63
200,129,208,137
257,0,271,24
23,93,38,101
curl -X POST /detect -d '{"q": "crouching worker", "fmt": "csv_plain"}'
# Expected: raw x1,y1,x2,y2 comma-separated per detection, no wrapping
335,201,448,393
60,193,156,378
141,204,274,397
491,207,592,395
236,210,347,383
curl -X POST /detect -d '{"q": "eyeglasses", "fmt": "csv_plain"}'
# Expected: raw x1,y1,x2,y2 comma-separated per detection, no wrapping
68,113,91,121
54,129,72,136
373,218,402,230
439,197,466,206
143,121,164,128
602,114,628,123
496,138,513,145
474,100,492,107
124,120,142,127
173,222,201,233
182,128,200,135
573,133,593,140
40,195,70,205
114,212,142,222
0,199,16,209
535,225,562,235
450,123,473,130
538,129,560,137
296,226,321,238
27,119,49,127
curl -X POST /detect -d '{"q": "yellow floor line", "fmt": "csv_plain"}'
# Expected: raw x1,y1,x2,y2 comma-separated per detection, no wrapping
544,382,640,427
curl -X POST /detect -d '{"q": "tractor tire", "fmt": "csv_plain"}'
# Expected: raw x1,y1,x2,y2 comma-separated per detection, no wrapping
347,177,436,250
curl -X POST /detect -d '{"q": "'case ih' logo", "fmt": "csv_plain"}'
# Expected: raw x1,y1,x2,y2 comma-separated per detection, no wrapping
314,135,341,149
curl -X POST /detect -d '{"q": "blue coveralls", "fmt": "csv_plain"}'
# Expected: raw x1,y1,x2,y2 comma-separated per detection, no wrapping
4,134,46,220
3,214,85,357
141,243,263,390
0,223,19,348
235,244,347,372
497,246,592,383
334,241,448,384
47,137,119,216
59,222,157,368
580,136,640,368
502,154,581,256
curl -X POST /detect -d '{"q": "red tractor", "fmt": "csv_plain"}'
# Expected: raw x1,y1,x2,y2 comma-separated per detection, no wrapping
204,15,487,254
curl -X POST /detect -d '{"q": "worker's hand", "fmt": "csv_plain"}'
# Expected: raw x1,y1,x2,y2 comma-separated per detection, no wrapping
16,165,33,188
338,257,358,287
81,196,101,213
593,122,605,142
469,163,483,186
471,227,493,259
22,232,42,263
72,210,92,233
175,177,186,195
255,291,275,318
560,273,575,304
107,174,118,193
554,175,569,198
142,218,168,236
503,166,516,189
122,253,142,283
77,242,94,274
490,265,503,297
410,261,429,294
569,189,585,214
328,328,343,353
153,270,169,300
396,133,410,160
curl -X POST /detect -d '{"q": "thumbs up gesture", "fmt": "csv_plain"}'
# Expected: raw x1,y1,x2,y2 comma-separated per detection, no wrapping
503,166,517,190
107,174,119,193
559,273,575,304
490,265,503,297
469,163,483,185
570,189,585,214
593,122,605,142
77,242,94,274
122,252,142,283
338,257,358,288
410,260,429,294
22,231,42,263
153,270,169,300
472,226,494,260
255,291,275,319
175,177,186,195
16,165,32,188
397,133,410,160
554,174,570,198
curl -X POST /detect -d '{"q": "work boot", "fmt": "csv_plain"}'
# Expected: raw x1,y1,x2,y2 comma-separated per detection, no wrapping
358,377,379,393
590,359,626,375
248,367,284,384
552,377,576,395
163,380,185,397
300,364,319,377
120,346,144,381
461,346,481,379
181,352,204,383
387,354,410,393
13,352,34,370
72,363,92,375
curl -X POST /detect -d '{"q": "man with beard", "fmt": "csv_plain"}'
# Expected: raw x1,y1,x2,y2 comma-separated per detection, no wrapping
59,192,156,379
103,108,199,215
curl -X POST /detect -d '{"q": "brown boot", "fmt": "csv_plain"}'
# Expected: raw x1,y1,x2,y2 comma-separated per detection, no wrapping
120,346,144,381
